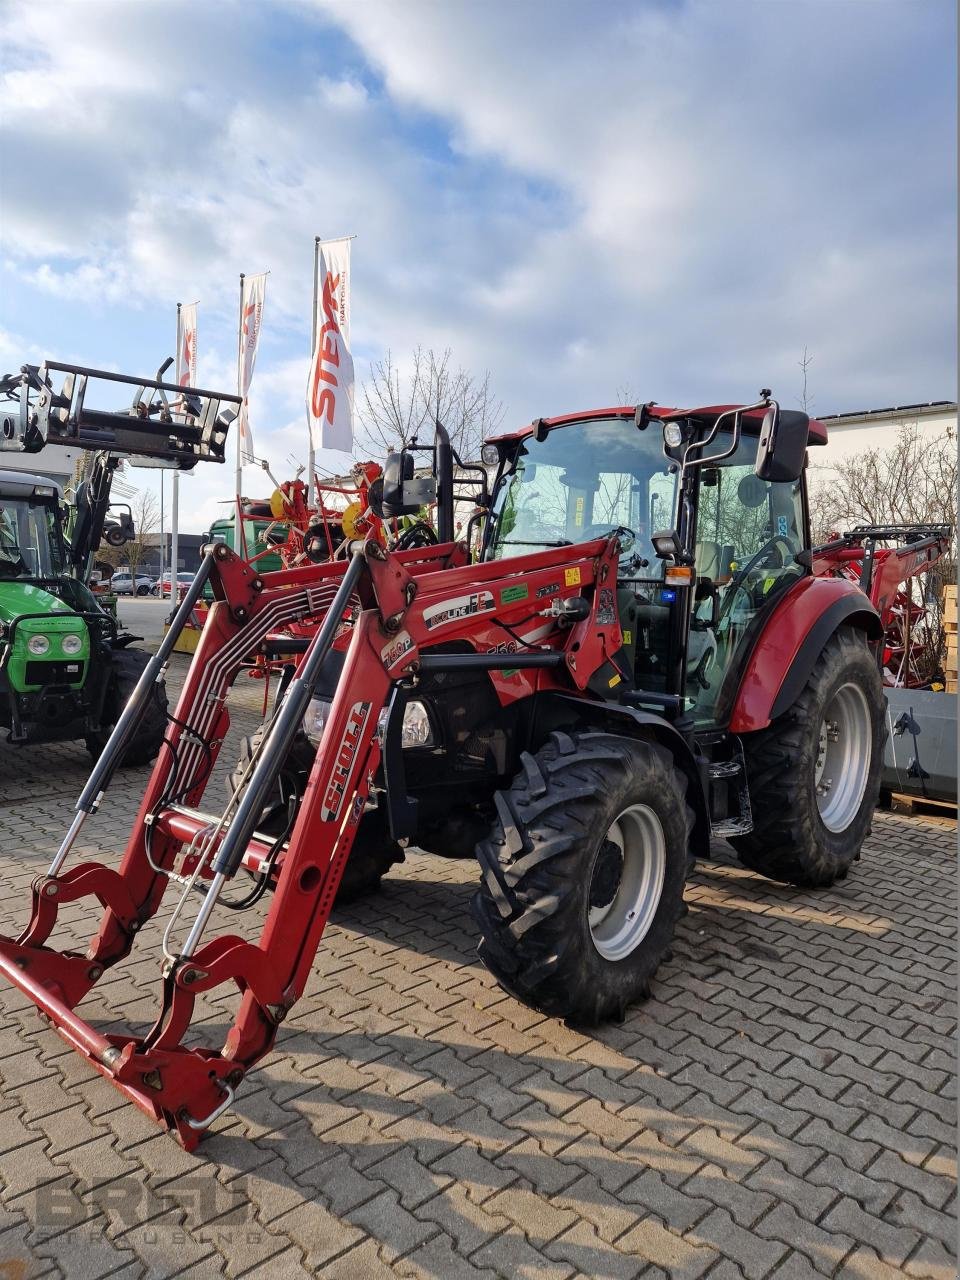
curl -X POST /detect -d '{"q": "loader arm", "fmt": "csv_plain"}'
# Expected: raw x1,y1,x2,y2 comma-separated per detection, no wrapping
0,532,623,1146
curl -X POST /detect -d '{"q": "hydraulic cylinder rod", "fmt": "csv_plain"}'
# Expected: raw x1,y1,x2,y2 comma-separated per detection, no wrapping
47,550,218,878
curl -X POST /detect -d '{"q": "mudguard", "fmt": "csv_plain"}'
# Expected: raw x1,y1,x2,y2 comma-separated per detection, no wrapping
729,576,882,734
539,692,712,859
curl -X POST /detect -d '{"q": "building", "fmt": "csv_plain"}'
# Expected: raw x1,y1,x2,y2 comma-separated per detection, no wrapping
0,444,83,490
816,401,956,472
139,533,206,575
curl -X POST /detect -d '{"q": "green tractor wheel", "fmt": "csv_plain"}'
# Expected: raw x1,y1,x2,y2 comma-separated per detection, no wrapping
85,647,168,767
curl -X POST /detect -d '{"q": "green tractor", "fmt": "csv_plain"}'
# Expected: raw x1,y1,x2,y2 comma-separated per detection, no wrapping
0,359,240,759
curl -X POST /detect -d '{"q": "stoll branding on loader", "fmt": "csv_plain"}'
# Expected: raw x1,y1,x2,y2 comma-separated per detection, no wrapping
0,392,947,1147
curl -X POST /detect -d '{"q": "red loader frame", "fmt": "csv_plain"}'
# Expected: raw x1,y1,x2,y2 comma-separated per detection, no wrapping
0,532,621,1147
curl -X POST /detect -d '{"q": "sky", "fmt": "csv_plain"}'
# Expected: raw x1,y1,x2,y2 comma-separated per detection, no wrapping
1,0,956,536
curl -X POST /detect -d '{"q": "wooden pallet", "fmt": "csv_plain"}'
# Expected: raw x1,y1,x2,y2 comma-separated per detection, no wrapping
887,791,958,819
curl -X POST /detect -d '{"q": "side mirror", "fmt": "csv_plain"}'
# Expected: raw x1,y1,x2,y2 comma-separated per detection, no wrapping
104,512,135,547
371,448,437,518
755,407,808,483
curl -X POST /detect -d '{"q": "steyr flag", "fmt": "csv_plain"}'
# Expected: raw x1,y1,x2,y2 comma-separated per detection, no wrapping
238,273,267,464
307,238,354,453
176,302,198,387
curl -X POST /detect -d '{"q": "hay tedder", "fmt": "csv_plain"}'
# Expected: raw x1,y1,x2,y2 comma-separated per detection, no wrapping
0,393,948,1147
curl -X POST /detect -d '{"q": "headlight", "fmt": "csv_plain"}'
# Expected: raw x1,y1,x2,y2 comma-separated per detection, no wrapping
302,697,435,749
401,700,434,749
481,443,500,466
663,421,685,449
27,634,50,656
303,697,330,747
61,633,83,655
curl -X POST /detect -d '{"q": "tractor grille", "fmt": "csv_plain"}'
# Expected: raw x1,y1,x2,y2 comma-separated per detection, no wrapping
24,660,85,686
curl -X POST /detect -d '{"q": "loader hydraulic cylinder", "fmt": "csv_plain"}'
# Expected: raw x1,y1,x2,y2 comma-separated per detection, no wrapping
209,547,367,883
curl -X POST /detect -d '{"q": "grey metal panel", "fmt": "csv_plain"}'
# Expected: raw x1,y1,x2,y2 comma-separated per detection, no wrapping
882,687,957,803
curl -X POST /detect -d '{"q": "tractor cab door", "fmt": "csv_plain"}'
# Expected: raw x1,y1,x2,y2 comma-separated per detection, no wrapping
686,430,807,725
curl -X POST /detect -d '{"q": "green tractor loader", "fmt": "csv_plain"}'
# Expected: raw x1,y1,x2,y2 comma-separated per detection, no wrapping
0,359,239,760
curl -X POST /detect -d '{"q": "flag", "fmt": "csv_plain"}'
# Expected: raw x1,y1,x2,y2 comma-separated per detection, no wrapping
307,238,354,454
176,302,198,387
238,273,267,464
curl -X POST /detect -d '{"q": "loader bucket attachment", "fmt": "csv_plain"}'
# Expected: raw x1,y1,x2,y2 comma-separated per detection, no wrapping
0,359,242,468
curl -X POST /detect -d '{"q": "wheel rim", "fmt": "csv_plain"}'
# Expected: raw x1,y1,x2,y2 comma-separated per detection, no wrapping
588,804,666,961
815,681,872,833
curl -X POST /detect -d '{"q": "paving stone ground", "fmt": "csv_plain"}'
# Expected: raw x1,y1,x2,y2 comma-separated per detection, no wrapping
0,653,955,1279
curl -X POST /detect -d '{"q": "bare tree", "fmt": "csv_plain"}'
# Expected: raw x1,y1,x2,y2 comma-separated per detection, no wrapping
356,347,504,463
809,423,956,541
122,489,160,579
798,346,814,413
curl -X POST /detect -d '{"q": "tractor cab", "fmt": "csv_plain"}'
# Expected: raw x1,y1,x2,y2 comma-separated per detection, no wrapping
480,397,817,728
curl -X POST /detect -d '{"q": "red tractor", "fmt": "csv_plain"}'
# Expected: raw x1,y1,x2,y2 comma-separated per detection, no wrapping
0,393,945,1146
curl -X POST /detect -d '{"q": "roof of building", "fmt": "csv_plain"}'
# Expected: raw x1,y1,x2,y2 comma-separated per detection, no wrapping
818,401,957,422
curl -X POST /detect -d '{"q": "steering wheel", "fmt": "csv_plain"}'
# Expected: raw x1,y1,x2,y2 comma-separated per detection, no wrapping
396,521,438,550
717,536,795,623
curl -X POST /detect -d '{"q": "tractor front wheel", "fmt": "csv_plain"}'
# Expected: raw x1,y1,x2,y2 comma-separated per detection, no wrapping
86,647,169,767
472,731,692,1025
731,627,884,887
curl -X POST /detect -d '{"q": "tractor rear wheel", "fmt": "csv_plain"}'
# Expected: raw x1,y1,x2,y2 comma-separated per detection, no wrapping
85,647,168,767
472,731,693,1025
731,627,883,887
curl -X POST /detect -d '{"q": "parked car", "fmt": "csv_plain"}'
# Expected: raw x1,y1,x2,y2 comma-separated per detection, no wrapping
110,571,155,596
152,571,196,598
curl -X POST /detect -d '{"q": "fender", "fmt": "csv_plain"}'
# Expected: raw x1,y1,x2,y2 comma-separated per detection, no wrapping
729,576,882,734
538,692,711,859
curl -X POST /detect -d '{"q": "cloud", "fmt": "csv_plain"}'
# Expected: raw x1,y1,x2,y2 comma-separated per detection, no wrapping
0,0,954,534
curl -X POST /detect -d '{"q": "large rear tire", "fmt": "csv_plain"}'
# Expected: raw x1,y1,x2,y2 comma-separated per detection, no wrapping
731,627,883,887
85,647,169,767
472,731,693,1025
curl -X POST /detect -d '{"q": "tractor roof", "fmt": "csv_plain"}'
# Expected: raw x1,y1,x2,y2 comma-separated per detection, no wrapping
489,404,828,447
0,468,64,498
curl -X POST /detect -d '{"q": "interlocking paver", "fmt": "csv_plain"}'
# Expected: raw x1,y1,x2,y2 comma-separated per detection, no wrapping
0,655,954,1277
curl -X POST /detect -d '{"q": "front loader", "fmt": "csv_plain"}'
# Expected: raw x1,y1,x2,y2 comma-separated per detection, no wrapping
0,391,946,1147
0,359,239,757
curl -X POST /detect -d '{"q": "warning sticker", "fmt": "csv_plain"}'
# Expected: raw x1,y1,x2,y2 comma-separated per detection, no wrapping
564,567,581,587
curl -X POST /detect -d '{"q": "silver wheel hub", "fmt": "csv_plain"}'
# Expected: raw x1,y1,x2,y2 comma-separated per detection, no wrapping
588,803,666,961
815,681,872,833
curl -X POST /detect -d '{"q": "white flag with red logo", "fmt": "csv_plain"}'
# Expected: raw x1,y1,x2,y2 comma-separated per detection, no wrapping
306,238,354,454
176,302,198,387
238,273,267,464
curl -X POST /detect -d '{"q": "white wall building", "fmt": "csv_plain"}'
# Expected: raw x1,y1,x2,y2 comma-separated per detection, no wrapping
0,444,83,490
815,401,956,474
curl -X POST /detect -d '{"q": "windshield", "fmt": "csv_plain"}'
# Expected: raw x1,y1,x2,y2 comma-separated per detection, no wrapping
0,499,65,579
486,418,677,578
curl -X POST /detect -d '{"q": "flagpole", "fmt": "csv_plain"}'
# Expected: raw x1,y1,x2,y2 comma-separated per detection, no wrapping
307,237,320,494
171,301,181,601
236,273,244,505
